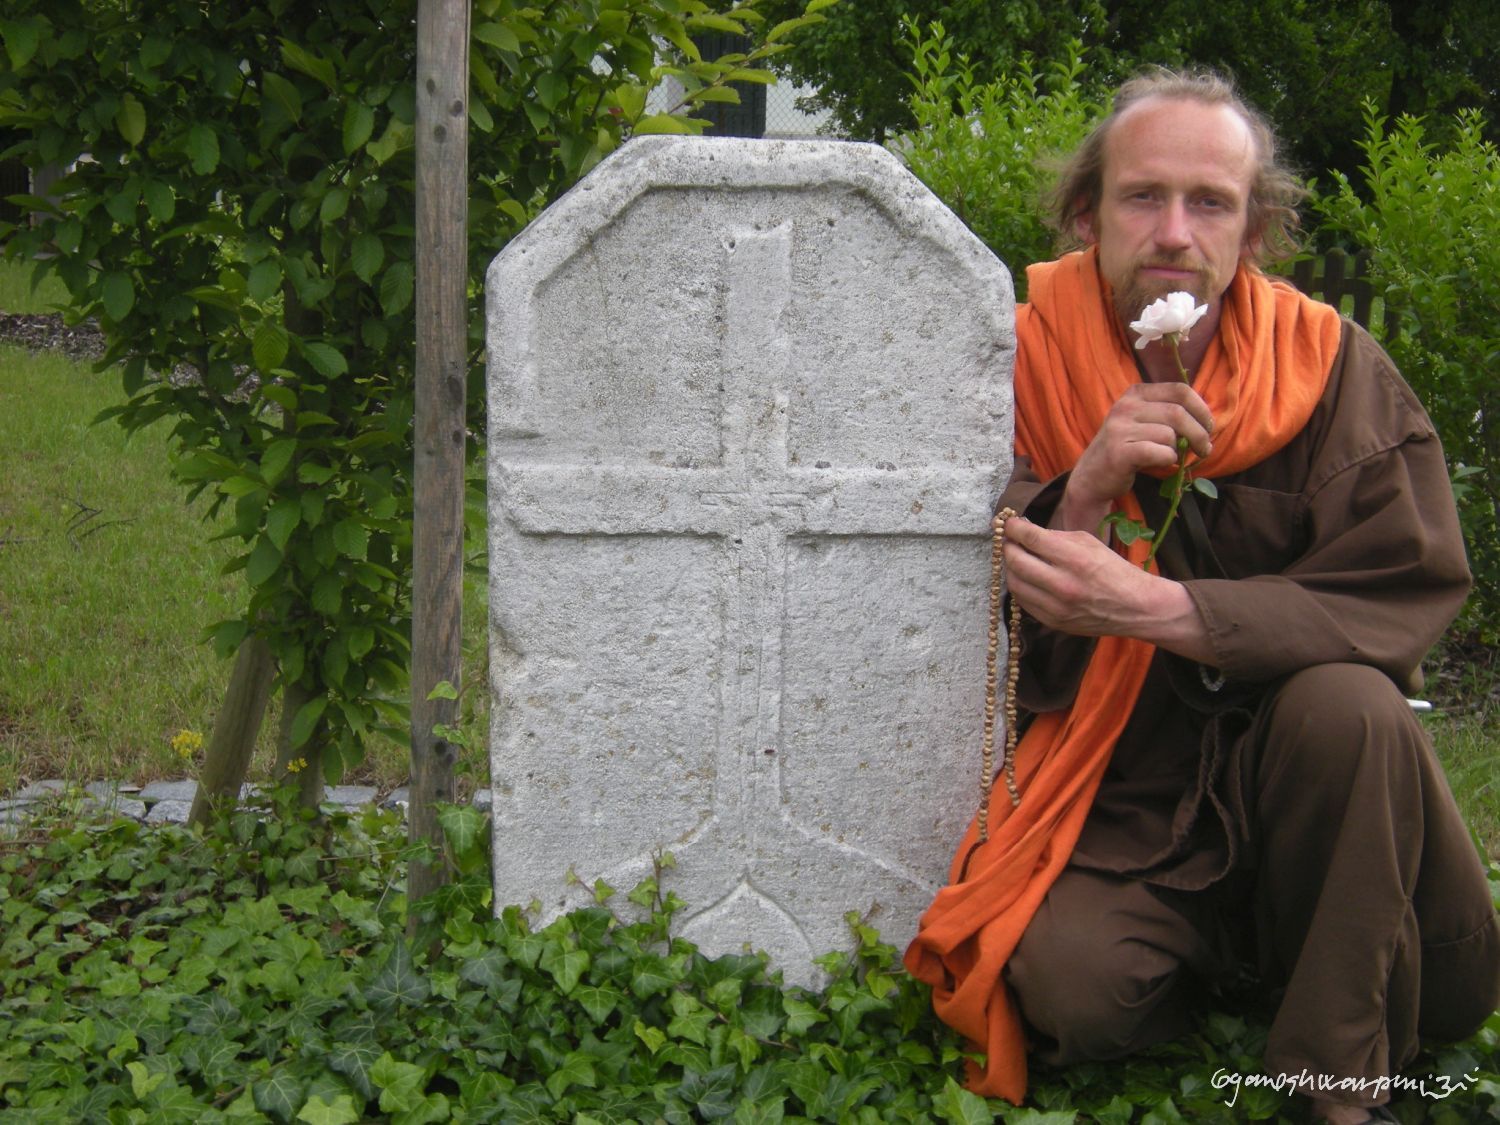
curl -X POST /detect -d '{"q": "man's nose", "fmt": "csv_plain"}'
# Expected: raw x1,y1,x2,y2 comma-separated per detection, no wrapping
1155,198,1191,250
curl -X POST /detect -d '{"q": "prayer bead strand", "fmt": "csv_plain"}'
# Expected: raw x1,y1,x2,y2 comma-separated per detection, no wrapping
978,507,1023,843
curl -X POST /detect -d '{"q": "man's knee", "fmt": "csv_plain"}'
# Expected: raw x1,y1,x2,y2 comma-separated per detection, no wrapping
1256,663,1420,790
1007,875,1197,1062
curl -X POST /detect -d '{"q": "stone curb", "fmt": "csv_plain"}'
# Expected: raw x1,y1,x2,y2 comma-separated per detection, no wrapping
0,779,491,834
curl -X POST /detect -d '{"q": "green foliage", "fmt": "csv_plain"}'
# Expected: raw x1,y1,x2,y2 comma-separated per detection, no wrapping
1315,104,1500,638
3,797,1496,1121
759,0,1500,190
893,21,1103,296
0,0,829,783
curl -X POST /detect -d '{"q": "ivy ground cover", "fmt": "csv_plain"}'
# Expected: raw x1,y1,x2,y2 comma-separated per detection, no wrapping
2,793,1496,1123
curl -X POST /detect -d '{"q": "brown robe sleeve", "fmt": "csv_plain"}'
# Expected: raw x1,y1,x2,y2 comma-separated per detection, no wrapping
1180,323,1471,690
1002,322,1471,707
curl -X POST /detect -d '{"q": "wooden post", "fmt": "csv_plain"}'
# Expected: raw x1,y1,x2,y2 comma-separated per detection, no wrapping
410,0,471,907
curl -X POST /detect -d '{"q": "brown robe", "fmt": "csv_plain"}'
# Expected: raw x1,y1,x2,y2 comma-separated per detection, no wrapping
1001,320,1500,1104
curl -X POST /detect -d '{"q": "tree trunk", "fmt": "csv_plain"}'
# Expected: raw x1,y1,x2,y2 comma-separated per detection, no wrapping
188,632,275,827
409,0,472,909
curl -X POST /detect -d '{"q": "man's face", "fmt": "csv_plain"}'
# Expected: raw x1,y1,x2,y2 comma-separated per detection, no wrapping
1081,97,1258,330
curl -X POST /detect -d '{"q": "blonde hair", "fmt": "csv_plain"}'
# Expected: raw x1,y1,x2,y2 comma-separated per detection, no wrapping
1048,68,1306,264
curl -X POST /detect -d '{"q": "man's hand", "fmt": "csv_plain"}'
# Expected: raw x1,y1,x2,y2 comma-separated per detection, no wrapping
1056,383,1214,533
1003,516,1217,664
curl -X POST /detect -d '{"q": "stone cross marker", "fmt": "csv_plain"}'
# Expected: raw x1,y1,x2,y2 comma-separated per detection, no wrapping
487,137,1014,984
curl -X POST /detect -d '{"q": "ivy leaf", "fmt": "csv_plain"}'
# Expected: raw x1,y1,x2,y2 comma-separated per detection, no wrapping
297,1093,361,1125
327,1040,382,1101
539,941,589,995
630,955,677,998
436,803,487,865
782,996,825,1036
931,1076,994,1125
732,1098,786,1125
366,941,430,1010
253,1071,306,1122
370,1053,427,1114
573,984,625,1023
186,124,220,174
679,1065,737,1120
543,1052,597,1100
456,948,510,991
116,95,146,147
633,1019,666,1054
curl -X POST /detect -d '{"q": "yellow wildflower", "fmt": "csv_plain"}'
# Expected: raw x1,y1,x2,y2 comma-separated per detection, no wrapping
171,729,204,760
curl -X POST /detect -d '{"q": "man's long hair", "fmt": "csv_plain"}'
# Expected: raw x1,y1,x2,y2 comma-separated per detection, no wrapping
1047,69,1306,265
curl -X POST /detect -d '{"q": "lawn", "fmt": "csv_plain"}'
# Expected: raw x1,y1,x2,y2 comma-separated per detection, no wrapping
0,259,489,797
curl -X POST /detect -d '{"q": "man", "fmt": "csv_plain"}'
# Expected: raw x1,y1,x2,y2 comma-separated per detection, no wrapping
905,70,1500,1124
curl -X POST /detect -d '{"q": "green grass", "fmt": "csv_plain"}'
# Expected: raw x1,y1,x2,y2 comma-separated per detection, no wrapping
0,337,488,796
0,256,69,313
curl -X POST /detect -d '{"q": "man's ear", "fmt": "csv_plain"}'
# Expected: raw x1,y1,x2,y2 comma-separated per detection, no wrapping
1074,210,1097,245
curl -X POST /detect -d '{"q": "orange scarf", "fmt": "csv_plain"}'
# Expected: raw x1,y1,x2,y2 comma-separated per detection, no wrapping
903,248,1342,1102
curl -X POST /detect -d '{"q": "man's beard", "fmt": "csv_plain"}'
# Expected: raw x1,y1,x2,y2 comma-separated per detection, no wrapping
1111,258,1215,334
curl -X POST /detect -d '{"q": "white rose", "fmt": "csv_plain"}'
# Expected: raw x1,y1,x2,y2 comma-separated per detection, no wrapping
1129,291,1209,350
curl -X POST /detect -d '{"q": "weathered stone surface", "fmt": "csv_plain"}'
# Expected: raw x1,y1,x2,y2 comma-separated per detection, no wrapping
325,785,379,807
16,780,67,801
141,779,198,804
487,137,1014,983
145,799,194,825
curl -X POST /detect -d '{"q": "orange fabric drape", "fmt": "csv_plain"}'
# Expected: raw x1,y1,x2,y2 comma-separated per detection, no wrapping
904,248,1343,1102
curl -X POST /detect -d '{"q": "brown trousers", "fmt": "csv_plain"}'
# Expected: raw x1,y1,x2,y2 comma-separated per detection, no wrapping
1006,663,1500,1108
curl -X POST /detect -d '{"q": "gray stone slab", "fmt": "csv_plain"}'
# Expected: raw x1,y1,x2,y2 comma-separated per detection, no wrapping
144,799,194,825
381,787,410,813
16,780,68,801
325,785,379,807
486,137,1014,984
141,779,198,804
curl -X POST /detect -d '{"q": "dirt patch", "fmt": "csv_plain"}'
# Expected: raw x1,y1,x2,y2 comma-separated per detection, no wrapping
0,312,105,362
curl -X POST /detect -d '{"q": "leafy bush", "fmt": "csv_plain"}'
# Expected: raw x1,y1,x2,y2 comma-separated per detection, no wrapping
3,796,1496,1122
1315,104,1500,639
0,0,824,785
890,20,1105,300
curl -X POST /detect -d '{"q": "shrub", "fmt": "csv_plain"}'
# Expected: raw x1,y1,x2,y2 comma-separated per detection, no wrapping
1315,104,1500,639
890,20,1105,301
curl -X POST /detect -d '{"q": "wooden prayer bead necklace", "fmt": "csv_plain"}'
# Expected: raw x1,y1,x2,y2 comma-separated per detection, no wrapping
977,507,1023,843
